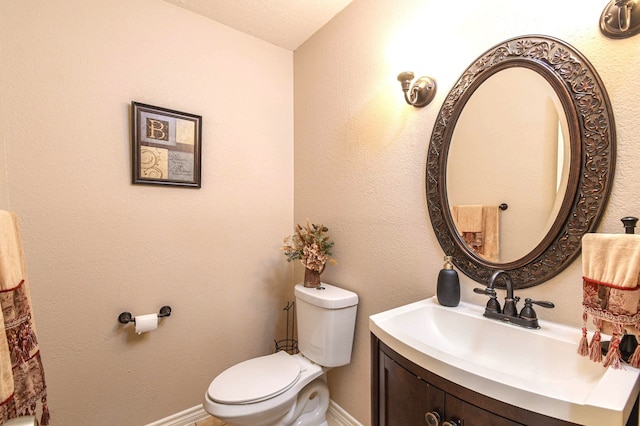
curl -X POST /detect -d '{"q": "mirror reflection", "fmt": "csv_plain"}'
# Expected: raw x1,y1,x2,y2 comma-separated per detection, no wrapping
447,68,571,263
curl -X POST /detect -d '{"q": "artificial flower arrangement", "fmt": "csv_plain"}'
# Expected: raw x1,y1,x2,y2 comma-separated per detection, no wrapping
282,220,337,273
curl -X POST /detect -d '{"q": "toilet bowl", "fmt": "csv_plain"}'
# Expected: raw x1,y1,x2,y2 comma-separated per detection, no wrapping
204,352,329,426
203,283,359,426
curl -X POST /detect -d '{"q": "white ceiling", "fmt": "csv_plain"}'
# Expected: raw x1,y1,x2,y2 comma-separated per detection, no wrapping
161,0,354,51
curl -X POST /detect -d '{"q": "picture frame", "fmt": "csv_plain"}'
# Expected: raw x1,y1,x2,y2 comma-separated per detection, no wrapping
131,101,202,188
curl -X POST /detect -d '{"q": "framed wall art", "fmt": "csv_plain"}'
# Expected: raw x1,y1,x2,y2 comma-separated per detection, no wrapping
131,101,202,188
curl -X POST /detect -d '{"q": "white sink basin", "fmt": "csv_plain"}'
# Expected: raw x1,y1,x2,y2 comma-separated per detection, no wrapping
370,297,640,426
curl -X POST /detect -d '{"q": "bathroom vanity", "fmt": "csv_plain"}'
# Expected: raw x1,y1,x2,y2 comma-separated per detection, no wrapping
372,336,590,426
369,298,640,426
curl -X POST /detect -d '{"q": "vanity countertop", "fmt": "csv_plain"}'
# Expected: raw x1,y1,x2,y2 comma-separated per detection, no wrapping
370,297,640,426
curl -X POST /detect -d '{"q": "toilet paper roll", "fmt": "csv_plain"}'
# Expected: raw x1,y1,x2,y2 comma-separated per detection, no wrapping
135,313,158,334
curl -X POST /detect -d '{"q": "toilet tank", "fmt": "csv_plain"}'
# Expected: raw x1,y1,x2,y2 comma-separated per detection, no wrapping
294,283,358,367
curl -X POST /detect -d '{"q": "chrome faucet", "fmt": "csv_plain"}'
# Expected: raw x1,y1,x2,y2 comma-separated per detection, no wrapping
473,270,554,329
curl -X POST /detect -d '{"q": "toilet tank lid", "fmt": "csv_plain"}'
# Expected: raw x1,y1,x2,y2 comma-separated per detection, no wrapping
295,283,358,309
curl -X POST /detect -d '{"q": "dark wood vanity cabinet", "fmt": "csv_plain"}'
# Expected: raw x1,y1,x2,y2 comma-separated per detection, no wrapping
371,334,638,426
379,347,448,425
378,348,521,425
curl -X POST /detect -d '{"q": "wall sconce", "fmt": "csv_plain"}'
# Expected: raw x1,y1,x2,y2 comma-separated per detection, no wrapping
600,0,640,38
396,71,437,108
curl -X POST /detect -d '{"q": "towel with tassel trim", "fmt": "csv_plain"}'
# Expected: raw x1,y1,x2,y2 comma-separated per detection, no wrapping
579,233,640,369
0,211,50,424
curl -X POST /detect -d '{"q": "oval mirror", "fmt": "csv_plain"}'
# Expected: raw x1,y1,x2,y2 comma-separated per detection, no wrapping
427,35,615,289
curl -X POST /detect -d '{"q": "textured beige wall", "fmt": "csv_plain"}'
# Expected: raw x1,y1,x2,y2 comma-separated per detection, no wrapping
0,0,293,424
295,0,640,423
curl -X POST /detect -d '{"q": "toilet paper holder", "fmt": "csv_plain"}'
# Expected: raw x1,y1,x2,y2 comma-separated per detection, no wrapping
118,305,172,324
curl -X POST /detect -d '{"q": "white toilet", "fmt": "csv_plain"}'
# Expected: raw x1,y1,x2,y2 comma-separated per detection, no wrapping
203,282,358,426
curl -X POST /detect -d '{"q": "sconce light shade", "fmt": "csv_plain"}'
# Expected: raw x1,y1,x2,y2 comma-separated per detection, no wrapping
397,71,437,107
600,0,640,38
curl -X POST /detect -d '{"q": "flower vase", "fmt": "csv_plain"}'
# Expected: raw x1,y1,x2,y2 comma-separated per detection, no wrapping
304,268,321,288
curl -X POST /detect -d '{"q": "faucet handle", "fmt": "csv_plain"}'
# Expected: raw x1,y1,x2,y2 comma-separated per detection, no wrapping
519,298,554,320
473,287,495,296
527,298,555,309
473,287,501,313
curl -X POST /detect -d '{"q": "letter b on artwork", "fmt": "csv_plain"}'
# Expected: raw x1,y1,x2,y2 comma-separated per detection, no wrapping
146,118,170,142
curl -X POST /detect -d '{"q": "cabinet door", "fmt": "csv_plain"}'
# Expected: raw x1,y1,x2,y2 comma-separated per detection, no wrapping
446,393,524,426
379,352,445,425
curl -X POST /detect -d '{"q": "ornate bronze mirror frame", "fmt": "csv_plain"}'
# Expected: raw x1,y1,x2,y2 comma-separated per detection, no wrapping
427,35,615,289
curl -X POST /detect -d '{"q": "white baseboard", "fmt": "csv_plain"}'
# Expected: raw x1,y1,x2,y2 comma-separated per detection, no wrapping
327,399,363,426
145,405,209,426
146,400,362,426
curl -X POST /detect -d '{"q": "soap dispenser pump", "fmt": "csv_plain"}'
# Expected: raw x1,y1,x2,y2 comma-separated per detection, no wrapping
437,255,460,307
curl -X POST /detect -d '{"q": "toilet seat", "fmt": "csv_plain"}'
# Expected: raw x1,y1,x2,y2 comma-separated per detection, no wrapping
207,351,301,404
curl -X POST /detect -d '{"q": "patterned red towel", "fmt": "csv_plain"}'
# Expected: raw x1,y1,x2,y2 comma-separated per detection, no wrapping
0,211,49,425
579,233,640,369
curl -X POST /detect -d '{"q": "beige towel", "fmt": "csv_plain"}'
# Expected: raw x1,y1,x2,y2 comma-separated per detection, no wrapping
451,205,500,262
580,233,640,369
582,233,640,290
0,211,21,415
0,211,49,424
452,205,484,232
482,206,499,262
